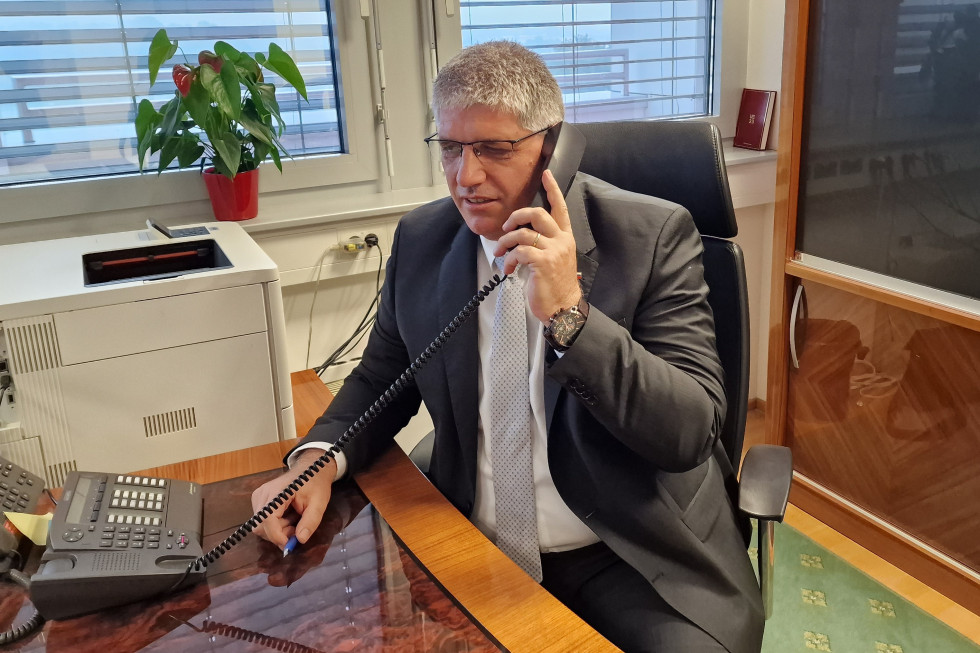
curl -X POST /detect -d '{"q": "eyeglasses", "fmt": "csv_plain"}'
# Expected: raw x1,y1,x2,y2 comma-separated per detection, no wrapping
424,125,552,164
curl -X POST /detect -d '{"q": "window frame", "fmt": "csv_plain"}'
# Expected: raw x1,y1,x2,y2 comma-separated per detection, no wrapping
0,0,380,226
0,1,754,233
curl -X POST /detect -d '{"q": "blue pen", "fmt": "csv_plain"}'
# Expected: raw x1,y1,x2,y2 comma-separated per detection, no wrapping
283,535,299,557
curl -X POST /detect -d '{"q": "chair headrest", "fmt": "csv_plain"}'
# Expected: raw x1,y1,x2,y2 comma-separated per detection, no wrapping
574,121,738,238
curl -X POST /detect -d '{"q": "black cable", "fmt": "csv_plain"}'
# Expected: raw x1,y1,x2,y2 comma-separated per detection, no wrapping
0,566,44,645
178,618,327,653
326,244,383,364
315,241,385,377
175,272,507,586
316,314,377,375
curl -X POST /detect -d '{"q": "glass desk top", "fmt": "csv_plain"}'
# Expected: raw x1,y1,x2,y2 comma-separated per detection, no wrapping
0,469,499,652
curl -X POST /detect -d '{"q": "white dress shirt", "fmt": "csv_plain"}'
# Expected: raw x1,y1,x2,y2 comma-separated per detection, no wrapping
293,237,598,552
473,237,598,552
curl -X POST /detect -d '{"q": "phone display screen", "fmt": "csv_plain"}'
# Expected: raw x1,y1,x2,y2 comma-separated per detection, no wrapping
65,476,92,524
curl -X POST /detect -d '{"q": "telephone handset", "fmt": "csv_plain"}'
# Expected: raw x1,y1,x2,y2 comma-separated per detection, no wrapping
530,121,587,211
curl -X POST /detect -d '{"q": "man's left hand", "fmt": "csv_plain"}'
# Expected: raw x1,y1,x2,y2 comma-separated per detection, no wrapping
495,169,582,323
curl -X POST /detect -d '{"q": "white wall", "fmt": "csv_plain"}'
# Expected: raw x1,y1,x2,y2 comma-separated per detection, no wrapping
734,0,786,404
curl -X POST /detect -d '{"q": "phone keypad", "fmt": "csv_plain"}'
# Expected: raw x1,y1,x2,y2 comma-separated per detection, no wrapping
0,462,42,514
96,526,162,549
170,226,210,238
103,475,167,526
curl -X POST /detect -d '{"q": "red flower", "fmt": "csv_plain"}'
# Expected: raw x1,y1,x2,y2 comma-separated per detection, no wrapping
172,64,194,97
198,50,223,73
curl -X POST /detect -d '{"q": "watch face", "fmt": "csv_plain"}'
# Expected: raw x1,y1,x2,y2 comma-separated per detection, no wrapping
552,309,585,345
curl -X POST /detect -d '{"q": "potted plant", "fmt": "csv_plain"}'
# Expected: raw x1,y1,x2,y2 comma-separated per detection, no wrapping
135,29,309,221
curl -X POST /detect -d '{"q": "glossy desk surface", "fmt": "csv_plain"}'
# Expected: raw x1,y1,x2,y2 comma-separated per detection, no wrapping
0,371,616,652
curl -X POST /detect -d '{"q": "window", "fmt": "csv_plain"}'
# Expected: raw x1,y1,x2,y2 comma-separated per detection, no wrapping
458,0,716,122
0,0,343,187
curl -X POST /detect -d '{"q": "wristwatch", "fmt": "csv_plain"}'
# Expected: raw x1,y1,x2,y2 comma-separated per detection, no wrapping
543,299,589,352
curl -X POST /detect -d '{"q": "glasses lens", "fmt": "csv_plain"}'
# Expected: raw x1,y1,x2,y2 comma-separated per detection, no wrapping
473,141,515,161
435,141,462,162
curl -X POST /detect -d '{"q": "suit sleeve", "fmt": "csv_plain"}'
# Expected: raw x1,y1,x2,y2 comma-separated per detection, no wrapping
290,222,423,474
546,205,726,473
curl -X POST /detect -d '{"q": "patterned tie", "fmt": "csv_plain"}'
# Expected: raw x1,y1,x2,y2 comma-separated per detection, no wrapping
489,257,542,582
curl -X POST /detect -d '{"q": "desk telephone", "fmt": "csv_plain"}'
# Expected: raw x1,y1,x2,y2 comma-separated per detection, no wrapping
29,471,204,620
0,122,586,642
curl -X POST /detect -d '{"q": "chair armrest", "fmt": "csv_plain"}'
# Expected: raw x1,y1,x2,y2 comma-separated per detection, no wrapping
738,444,793,522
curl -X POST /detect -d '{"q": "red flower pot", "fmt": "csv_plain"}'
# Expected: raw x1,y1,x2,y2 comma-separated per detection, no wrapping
202,167,259,221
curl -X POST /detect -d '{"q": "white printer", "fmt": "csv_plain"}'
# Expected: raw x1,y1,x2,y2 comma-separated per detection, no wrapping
0,222,295,486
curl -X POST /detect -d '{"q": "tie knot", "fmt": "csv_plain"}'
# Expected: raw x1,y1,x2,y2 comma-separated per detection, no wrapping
494,256,507,274
494,256,522,286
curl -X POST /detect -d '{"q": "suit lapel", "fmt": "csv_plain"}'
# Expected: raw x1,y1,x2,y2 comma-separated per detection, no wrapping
545,177,598,433
437,221,481,471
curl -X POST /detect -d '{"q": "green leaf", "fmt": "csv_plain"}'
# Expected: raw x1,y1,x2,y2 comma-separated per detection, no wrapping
137,125,155,172
148,29,178,86
269,145,282,172
158,137,181,172
252,140,270,168
235,52,262,85
182,77,211,128
243,79,267,119
158,93,183,140
257,44,308,100
219,61,242,117
134,99,160,145
238,104,275,147
211,132,241,176
214,41,241,62
176,138,205,168
209,154,236,179
200,63,241,120
253,83,284,131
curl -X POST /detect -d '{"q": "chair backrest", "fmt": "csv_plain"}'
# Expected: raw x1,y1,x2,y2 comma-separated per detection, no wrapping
575,120,750,470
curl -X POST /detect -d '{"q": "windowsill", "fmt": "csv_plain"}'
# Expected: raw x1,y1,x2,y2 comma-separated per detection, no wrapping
722,139,778,166
240,184,451,235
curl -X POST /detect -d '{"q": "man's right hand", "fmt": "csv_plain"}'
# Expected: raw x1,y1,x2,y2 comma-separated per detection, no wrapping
250,448,337,550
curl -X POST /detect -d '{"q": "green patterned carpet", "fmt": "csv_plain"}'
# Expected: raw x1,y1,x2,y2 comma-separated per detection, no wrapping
754,522,979,653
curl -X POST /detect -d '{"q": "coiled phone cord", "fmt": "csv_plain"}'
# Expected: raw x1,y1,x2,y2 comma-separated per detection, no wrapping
175,273,507,586
181,618,327,653
0,569,44,644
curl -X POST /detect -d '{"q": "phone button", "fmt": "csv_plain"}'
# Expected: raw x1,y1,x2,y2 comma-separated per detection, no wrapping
62,530,83,543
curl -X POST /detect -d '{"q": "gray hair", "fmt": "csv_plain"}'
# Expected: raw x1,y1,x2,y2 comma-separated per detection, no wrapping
432,41,564,131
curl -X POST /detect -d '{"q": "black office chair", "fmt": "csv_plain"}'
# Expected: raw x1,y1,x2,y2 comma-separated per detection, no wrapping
574,120,792,618
410,119,793,618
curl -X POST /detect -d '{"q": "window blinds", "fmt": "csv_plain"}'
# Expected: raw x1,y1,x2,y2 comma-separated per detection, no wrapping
459,0,714,123
0,0,340,186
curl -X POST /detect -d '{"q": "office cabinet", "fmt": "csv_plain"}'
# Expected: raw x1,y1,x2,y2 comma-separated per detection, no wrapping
769,0,980,612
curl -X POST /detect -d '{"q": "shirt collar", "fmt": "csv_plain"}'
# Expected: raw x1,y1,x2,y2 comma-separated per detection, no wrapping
479,236,501,272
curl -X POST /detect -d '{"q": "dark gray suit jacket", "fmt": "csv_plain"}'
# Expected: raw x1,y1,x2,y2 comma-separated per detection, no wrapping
296,173,764,653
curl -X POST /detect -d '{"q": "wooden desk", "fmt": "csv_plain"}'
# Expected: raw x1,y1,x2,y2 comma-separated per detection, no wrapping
4,371,616,652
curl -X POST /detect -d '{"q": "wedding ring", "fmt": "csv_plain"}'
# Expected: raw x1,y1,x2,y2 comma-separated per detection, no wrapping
531,232,541,248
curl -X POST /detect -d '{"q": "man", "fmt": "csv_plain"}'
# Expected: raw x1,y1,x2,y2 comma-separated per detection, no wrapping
252,41,764,652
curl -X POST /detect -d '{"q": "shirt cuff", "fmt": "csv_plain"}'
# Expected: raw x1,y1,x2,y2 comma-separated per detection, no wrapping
286,443,347,481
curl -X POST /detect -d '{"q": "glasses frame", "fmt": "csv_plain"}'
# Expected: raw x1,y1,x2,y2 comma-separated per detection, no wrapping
423,125,553,161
